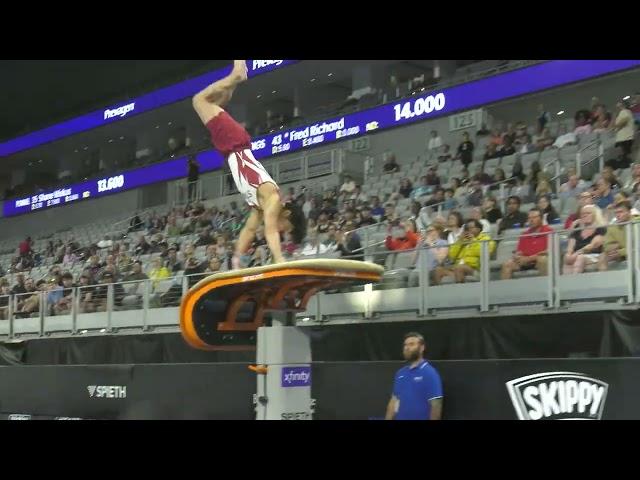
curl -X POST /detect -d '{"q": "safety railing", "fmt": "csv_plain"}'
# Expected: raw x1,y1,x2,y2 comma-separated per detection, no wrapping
1,220,638,338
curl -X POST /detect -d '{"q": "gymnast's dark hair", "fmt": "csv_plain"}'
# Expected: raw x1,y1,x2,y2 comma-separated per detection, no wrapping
283,202,306,245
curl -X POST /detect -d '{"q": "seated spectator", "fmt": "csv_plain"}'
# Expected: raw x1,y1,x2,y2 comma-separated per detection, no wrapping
565,191,595,229
410,176,432,200
370,197,385,218
455,132,475,168
427,130,443,154
594,178,615,210
0,280,10,320
501,123,516,145
498,196,529,235
397,178,414,199
62,246,77,267
339,175,357,195
482,197,503,224
443,189,458,210
501,207,552,279
195,227,215,247
165,246,183,273
598,201,632,271
498,135,516,157
489,129,503,147
469,207,491,233
349,185,368,204
574,110,593,136
445,212,464,245
459,168,471,185
535,173,553,197
437,144,453,163
97,235,113,250
334,222,363,261
412,224,449,275
299,231,330,257
128,213,144,232
559,174,587,199
631,92,640,125
383,154,400,174
552,125,577,149
563,204,607,274
624,163,640,191
449,177,466,201
358,206,377,227
490,168,507,191
600,166,622,191
537,194,560,224
424,188,445,209
134,235,152,256
126,261,148,282
385,219,419,251
513,122,529,149
483,143,499,161
472,166,492,185
204,257,222,274
381,203,400,224
424,166,441,186
320,199,338,220
466,180,484,207
316,213,331,234
148,257,171,290
183,257,205,287
433,219,496,284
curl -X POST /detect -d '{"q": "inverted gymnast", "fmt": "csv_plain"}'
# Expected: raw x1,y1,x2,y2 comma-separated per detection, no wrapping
192,60,305,270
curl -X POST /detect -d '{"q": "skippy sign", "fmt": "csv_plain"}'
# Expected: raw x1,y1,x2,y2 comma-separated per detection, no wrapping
506,372,608,420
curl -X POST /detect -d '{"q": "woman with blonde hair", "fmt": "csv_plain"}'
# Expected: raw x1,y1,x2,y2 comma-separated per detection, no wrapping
563,204,607,274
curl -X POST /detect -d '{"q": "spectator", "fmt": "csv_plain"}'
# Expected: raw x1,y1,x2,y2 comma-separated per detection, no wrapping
424,188,445,209
385,219,419,251
536,104,551,133
418,167,437,187
559,173,587,199
437,144,453,163
449,178,466,201
427,130,443,153
397,178,414,199
444,212,464,245
443,189,458,210
339,175,357,195
624,163,640,191
610,100,636,169
466,180,484,207
62,246,77,267
18,236,32,258
187,155,201,202
498,135,516,157
498,196,529,235
299,231,330,257
482,197,503,224
381,203,399,224
411,176,432,200
598,201,632,271
134,235,152,256
412,224,449,275
195,227,215,247
148,257,171,290
320,199,338,220
592,104,612,132
476,123,490,136
165,246,183,273
631,92,640,125
490,168,507,191
574,110,593,136
563,204,606,274
433,219,496,284
469,207,491,233
129,213,144,232
126,261,148,282
204,257,222,274
594,178,615,210
334,222,363,261
483,143,499,161
552,124,577,149
0,280,10,320
455,132,475,168
502,123,516,145
383,154,400,174
537,194,560,224
472,166,492,185
565,191,595,229
358,206,377,227
97,235,113,250
489,128,503,147
501,207,552,279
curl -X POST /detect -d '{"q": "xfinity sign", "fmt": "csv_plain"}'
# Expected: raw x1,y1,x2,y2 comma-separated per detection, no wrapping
281,366,312,388
104,102,135,120
506,372,608,420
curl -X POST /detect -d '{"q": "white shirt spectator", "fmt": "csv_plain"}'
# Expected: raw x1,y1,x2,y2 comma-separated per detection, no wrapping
302,200,313,219
340,179,357,194
300,242,330,256
553,132,577,149
428,135,443,151
615,108,636,143
97,237,113,249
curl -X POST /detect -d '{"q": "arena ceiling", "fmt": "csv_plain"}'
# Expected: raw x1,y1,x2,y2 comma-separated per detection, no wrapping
0,60,229,142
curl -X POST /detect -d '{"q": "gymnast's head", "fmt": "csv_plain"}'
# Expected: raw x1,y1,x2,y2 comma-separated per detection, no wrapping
278,202,306,245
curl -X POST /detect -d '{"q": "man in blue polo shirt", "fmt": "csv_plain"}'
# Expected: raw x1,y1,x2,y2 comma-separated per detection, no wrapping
385,332,443,420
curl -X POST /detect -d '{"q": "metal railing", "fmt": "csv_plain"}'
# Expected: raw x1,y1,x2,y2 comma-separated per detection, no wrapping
1,220,639,337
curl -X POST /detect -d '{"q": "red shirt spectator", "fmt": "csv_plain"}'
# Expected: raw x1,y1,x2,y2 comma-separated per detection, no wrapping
385,220,419,251
517,224,553,257
19,237,32,256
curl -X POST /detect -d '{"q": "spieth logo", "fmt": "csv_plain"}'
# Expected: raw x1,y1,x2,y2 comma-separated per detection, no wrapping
251,60,284,70
104,102,135,120
87,385,127,399
506,372,608,420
